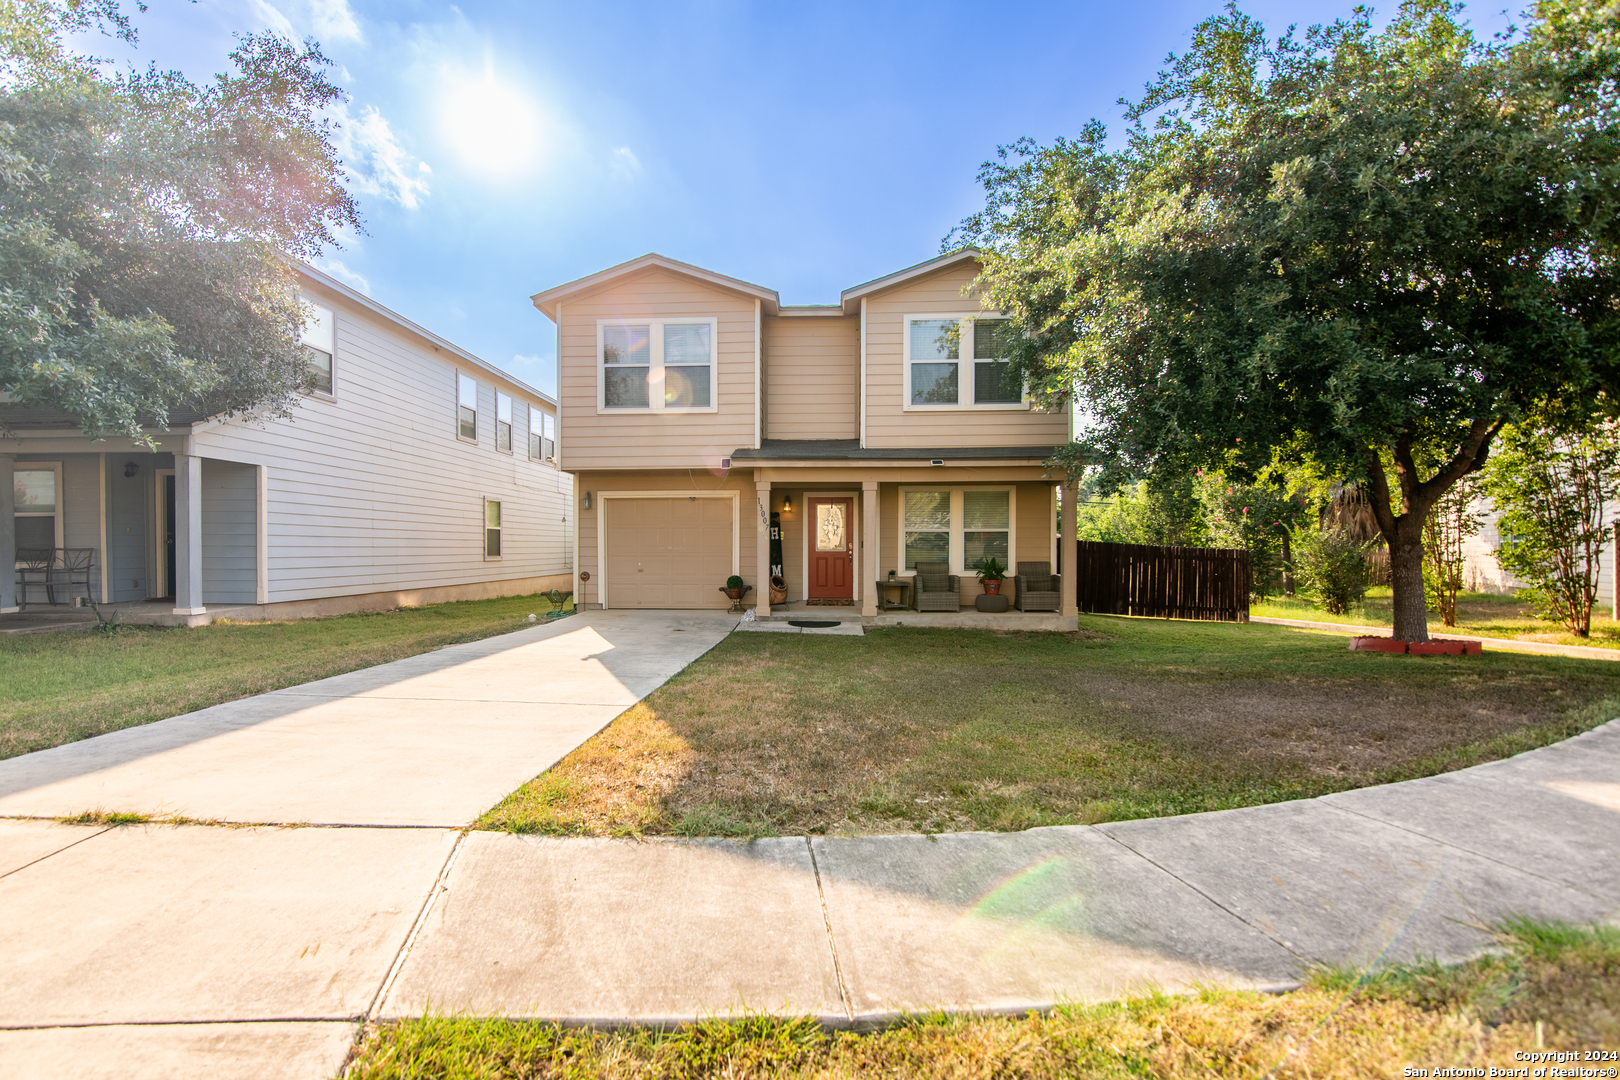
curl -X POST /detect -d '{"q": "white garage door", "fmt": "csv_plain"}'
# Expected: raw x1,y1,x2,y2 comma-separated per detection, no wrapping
605,497,734,609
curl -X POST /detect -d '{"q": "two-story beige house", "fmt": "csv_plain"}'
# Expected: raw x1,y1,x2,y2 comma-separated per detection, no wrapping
531,248,1078,623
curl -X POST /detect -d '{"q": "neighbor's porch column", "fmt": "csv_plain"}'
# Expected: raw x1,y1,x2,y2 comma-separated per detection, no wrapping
861,480,879,618
0,454,15,613
1060,479,1078,619
754,477,771,617
173,452,205,618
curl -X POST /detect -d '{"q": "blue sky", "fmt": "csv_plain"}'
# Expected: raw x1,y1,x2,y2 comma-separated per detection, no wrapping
81,0,1512,398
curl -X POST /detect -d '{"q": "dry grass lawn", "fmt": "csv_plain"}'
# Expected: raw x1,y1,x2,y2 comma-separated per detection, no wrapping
479,618,1620,837
344,919,1620,1079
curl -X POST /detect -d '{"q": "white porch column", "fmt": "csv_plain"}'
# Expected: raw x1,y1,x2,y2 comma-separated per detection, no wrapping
1060,479,1078,619
0,454,15,613
754,477,771,617
173,453,206,618
861,480,879,618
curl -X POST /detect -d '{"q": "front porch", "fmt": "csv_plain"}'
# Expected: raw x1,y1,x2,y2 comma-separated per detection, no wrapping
752,600,1078,632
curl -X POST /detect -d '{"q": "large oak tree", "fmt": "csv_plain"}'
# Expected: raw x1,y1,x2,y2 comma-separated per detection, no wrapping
957,0,1620,641
0,0,360,441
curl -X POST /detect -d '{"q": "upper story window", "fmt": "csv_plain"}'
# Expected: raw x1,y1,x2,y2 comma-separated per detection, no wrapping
599,318,716,412
457,373,478,441
904,315,1023,409
529,405,556,461
299,298,335,395
495,392,513,452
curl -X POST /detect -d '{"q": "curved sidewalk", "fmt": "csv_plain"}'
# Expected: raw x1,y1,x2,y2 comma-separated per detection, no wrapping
1251,615,1620,661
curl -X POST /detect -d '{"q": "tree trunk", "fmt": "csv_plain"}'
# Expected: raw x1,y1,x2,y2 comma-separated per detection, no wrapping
1388,516,1429,643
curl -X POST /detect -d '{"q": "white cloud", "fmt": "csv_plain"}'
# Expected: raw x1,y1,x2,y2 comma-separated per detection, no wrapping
317,259,370,294
610,146,641,181
329,100,432,210
247,0,362,44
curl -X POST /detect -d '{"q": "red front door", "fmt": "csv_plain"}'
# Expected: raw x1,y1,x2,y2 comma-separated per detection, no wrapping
807,497,854,600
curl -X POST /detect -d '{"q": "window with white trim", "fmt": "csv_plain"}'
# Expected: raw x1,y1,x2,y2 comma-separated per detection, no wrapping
484,499,502,558
900,487,1015,573
299,298,335,394
599,318,716,411
529,405,556,461
457,373,478,441
495,391,513,452
13,465,60,549
905,315,1023,408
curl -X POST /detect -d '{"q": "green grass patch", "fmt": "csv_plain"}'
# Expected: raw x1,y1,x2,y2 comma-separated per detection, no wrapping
1254,587,1620,649
344,918,1620,1079
480,618,1620,837
1,594,573,759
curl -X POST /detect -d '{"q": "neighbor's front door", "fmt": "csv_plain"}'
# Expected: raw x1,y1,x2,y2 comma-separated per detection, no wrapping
807,497,854,600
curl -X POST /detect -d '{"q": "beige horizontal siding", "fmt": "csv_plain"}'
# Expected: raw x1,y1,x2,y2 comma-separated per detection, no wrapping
558,268,757,470
763,315,858,440
864,262,1070,450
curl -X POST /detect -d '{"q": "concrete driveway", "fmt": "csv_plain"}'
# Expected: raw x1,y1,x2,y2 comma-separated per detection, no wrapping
0,609,737,826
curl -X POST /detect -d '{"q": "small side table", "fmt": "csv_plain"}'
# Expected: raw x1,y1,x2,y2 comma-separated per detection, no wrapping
876,579,914,612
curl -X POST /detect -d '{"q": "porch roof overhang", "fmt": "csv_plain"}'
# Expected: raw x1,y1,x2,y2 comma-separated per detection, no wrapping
731,439,1059,465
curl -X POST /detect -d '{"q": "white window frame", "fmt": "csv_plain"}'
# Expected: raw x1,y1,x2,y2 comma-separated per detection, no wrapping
298,295,336,398
596,317,719,414
528,404,557,464
483,497,502,560
495,391,513,454
457,372,479,443
902,313,1028,411
13,461,63,553
896,486,1017,576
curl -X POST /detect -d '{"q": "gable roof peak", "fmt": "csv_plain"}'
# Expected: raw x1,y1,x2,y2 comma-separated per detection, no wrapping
530,253,780,319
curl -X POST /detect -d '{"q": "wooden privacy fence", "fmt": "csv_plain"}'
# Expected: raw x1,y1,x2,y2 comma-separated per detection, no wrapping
1072,541,1251,622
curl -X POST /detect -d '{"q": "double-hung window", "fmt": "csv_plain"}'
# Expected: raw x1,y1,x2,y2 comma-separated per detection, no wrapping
495,392,513,452
299,297,335,395
528,405,556,461
900,487,1014,573
13,465,60,549
457,373,478,441
904,315,1023,408
484,499,502,558
599,318,716,411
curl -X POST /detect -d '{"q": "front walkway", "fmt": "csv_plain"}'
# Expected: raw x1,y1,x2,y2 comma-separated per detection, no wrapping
0,614,1615,1078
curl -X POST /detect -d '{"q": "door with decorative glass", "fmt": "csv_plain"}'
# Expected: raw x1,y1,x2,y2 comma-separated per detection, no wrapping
807,497,854,600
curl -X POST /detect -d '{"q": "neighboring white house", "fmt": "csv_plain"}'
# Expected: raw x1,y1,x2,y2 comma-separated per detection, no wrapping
2,263,573,625
1463,505,1619,610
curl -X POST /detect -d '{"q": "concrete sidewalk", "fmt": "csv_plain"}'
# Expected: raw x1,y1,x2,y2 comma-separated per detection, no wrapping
1251,614,1620,661
3,721,1614,1078
0,609,737,826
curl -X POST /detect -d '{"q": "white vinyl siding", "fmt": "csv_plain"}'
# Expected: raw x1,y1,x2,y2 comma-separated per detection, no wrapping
184,290,571,604
598,317,717,412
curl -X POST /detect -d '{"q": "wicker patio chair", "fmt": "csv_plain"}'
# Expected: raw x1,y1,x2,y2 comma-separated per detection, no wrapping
1013,561,1061,612
913,560,961,612
14,547,55,608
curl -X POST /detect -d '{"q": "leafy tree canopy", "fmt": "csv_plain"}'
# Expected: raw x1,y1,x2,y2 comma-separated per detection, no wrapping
0,0,360,441
955,0,1620,641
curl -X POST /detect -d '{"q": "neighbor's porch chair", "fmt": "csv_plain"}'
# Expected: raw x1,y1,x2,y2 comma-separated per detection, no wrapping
913,560,961,613
51,547,98,606
1013,561,1062,612
14,548,56,608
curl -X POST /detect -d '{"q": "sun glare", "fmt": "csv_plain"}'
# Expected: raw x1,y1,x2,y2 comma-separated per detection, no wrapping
438,67,545,178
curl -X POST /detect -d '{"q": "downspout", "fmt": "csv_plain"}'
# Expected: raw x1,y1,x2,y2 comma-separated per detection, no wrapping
859,297,867,448
754,298,762,449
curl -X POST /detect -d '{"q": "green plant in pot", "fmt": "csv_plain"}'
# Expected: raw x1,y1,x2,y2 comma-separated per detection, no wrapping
724,574,747,599
971,556,1007,596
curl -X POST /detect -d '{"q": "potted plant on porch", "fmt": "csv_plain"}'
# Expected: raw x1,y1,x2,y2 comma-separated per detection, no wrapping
971,557,1007,595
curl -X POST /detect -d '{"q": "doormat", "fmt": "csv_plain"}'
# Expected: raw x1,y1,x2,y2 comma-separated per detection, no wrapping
806,598,855,607
789,620,841,629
